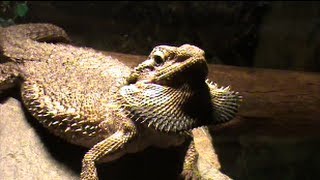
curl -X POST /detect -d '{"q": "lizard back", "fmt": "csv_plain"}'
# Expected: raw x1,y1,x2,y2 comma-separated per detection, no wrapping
0,23,132,147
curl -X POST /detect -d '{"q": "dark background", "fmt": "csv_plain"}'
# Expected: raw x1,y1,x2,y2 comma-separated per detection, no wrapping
2,1,320,72
1,1,320,180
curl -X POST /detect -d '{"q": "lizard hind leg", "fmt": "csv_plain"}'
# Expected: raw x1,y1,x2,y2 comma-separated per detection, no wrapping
80,117,137,180
1,23,70,43
0,23,71,62
0,61,20,94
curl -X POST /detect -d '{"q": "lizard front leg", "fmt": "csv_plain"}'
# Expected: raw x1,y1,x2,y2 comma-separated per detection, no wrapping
187,127,232,180
81,116,137,180
182,127,234,180
181,140,202,180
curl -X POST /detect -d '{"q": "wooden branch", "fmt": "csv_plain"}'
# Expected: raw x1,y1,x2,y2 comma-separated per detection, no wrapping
106,51,320,139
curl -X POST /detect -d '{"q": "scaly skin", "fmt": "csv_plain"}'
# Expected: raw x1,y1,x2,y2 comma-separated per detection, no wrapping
0,23,241,180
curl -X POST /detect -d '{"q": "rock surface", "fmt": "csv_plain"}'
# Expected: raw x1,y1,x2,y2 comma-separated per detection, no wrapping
0,97,185,180
0,97,79,180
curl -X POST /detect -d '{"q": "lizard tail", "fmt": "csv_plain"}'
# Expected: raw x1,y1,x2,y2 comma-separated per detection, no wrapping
0,23,70,62
206,80,242,124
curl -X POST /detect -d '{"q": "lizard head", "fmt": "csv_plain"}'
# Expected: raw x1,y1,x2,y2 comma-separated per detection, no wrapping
127,44,208,87
118,44,220,133
119,44,241,134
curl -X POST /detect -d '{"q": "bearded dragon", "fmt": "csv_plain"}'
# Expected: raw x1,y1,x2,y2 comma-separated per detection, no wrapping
0,23,241,180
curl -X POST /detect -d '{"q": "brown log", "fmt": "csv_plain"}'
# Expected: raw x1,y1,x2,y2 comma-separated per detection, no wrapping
106,51,320,140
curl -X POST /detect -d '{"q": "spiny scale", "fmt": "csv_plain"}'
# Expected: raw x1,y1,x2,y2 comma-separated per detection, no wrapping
117,79,242,133
118,83,197,133
206,79,242,123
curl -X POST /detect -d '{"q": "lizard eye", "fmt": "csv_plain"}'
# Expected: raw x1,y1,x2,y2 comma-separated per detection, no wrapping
153,55,164,65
